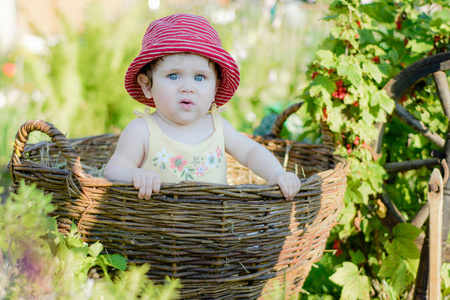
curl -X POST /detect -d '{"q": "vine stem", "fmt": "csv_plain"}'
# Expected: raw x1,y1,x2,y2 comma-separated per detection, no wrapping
0,247,4,273
345,9,352,56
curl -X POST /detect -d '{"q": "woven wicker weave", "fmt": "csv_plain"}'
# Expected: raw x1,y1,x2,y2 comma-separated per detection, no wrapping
9,103,349,299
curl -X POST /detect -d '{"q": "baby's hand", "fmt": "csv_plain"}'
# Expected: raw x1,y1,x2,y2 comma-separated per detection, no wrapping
269,171,301,200
132,170,161,200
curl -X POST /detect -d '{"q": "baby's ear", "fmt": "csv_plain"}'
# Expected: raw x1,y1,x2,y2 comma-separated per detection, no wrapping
137,74,152,99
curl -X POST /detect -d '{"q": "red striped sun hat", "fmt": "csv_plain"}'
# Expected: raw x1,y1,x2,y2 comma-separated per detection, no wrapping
125,14,240,107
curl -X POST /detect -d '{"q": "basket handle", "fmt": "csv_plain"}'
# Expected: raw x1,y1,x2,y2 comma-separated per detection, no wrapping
267,102,304,138
11,120,85,178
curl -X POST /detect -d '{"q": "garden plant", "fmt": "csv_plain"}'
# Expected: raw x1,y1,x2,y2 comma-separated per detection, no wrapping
1,0,450,299
298,0,450,298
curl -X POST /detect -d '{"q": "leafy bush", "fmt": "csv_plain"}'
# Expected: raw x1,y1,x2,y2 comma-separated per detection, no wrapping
299,0,450,298
0,180,181,299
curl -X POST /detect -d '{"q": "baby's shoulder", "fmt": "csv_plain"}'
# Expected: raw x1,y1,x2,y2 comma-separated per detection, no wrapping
123,117,149,136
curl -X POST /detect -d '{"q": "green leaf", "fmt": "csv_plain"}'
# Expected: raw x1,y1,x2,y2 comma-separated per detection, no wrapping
69,222,78,236
376,90,395,114
316,50,336,69
407,39,434,53
361,2,395,23
361,110,375,127
379,256,398,278
89,241,104,258
379,258,417,296
362,61,384,83
337,57,363,88
310,76,335,101
71,245,90,258
66,235,86,249
345,180,363,205
357,182,373,205
358,29,377,45
330,262,371,300
349,250,366,265
327,104,345,132
100,253,128,271
386,223,422,259
74,256,98,282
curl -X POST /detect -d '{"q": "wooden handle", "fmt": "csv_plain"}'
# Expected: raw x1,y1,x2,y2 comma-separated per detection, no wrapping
428,168,443,300
11,120,85,178
268,102,304,138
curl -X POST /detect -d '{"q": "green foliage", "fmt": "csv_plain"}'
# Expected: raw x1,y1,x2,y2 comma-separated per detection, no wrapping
91,264,181,300
47,222,127,284
0,181,180,299
299,0,450,298
0,181,55,265
378,223,421,297
18,2,148,137
330,262,371,300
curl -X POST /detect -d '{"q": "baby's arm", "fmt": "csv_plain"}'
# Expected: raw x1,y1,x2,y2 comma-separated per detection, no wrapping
103,118,161,199
223,118,301,200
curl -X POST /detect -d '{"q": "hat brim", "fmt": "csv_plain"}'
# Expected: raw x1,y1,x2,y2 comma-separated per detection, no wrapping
125,41,240,107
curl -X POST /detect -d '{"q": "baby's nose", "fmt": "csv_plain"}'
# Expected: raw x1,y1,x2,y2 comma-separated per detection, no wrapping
180,80,194,93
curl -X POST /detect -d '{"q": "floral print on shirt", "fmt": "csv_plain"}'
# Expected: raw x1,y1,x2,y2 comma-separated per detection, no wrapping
152,146,224,181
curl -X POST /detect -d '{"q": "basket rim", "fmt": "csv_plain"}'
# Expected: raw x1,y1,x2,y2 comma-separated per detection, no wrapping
10,119,349,195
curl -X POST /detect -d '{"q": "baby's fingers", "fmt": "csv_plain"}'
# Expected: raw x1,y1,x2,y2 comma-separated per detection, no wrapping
152,176,161,194
133,175,152,200
277,178,289,199
279,174,301,200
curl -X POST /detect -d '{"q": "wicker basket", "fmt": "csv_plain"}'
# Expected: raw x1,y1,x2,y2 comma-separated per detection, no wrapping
9,103,349,299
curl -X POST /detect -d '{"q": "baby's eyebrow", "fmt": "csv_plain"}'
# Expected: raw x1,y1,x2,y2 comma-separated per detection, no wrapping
192,67,216,74
161,68,215,75
161,67,181,73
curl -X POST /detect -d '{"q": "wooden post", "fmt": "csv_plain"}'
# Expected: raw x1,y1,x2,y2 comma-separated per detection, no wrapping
414,225,429,300
428,168,444,300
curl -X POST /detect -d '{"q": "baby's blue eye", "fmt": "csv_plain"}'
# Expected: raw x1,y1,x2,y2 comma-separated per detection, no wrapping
194,75,204,82
168,74,179,80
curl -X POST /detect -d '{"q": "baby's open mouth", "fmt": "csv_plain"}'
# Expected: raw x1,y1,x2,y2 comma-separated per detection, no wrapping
179,99,193,109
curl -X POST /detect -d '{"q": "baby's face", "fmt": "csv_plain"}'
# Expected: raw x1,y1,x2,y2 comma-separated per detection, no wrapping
144,53,220,126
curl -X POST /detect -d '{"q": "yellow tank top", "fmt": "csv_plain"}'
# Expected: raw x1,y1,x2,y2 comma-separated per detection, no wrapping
141,113,228,184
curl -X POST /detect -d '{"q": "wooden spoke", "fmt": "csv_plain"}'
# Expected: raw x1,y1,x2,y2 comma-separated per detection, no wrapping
433,71,450,119
411,203,429,228
394,102,445,148
380,190,406,225
384,158,440,174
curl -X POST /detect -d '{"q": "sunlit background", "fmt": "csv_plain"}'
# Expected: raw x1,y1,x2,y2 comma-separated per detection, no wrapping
0,0,332,196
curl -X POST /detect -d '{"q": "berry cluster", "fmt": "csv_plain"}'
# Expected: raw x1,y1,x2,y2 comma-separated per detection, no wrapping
322,107,328,120
371,56,380,64
332,80,347,100
332,239,343,257
396,19,402,30
432,34,449,53
344,136,367,154
396,13,407,31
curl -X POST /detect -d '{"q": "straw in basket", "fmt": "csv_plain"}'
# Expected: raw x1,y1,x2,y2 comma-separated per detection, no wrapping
9,102,349,299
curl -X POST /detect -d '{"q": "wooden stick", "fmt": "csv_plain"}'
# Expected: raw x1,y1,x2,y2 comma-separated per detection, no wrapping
394,102,445,148
433,71,450,119
384,158,439,174
428,168,444,300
